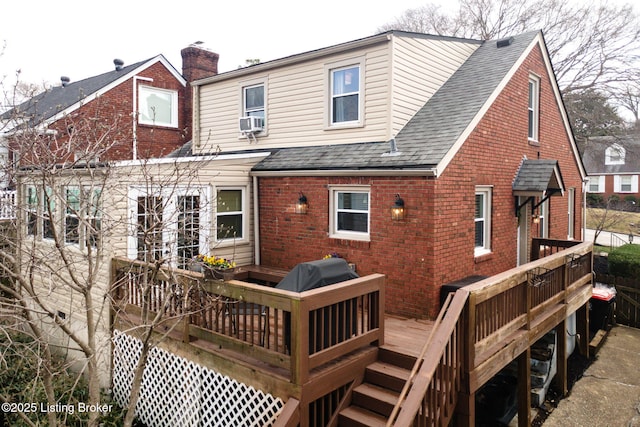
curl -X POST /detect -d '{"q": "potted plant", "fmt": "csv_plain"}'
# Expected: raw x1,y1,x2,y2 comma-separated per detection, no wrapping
194,254,237,280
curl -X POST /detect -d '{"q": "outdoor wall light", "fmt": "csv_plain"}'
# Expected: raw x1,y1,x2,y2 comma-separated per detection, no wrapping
295,193,308,214
533,214,540,224
391,194,406,220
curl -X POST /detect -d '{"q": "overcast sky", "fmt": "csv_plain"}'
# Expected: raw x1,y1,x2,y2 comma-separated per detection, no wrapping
0,0,448,88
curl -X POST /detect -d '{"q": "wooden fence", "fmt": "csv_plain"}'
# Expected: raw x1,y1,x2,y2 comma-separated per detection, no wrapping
596,273,640,329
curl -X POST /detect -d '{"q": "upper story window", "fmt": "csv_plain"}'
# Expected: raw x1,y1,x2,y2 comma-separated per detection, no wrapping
475,186,492,257
26,186,38,236
329,186,370,241
243,84,265,126
528,75,540,142
605,144,625,165
138,86,178,128
216,188,245,242
331,66,360,124
588,176,605,193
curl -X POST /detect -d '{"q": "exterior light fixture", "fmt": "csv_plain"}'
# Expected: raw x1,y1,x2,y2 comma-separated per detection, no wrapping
391,194,405,220
295,193,308,214
532,214,540,224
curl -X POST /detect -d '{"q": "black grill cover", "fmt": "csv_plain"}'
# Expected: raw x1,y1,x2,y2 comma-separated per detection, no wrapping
276,258,358,292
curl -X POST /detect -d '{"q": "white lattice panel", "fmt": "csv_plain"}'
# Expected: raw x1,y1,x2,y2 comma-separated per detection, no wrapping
112,330,284,426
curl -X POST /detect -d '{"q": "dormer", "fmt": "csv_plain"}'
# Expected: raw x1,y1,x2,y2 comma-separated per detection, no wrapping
605,143,625,165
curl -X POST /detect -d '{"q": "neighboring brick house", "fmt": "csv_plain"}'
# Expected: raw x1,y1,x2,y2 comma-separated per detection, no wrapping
1,45,218,165
582,135,640,203
191,30,586,318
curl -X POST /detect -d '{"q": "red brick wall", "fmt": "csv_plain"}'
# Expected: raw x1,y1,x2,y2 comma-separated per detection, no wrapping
16,62,189,164
258,44,584,319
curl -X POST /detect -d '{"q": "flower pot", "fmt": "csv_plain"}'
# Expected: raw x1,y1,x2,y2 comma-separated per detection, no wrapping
204,266,236,281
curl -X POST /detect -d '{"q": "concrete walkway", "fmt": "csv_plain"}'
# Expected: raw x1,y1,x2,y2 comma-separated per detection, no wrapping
543,325,640,427
583,228,637,247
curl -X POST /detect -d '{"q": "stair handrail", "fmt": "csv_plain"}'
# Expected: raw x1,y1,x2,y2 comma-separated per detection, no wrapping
386,289,468,426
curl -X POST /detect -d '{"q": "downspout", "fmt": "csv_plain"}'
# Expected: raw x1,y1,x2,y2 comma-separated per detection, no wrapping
582,179,588,242
132,76,154,160
253,175,261,265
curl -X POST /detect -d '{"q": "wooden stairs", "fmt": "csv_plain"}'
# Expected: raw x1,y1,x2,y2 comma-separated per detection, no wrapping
338,348,417,426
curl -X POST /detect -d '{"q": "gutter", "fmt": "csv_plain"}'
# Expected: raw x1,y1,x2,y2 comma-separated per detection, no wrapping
192,33,392,86
250,168,438,177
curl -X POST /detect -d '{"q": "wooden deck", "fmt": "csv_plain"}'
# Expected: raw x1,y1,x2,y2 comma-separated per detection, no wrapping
382,315,434,358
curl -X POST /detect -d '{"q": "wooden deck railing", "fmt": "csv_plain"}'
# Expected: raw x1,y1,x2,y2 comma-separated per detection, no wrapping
389,240,593,426
111,257,385,386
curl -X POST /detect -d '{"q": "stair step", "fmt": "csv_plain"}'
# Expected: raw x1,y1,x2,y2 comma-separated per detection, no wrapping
365,361,411,392
352,383,400,417
378,347,418,370
338,406,387,427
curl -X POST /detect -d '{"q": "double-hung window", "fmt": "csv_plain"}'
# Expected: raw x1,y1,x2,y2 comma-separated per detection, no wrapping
588,176,604,193
329,186,370,240
528,75,540,142
65,187,81,244
475,187,492,256
243,83,265,127
138,86,178,128
329,63,362,126
615,175,638,193
216,188,245,242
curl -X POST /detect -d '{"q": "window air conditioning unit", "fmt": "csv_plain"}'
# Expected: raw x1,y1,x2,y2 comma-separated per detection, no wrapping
239,116,263,133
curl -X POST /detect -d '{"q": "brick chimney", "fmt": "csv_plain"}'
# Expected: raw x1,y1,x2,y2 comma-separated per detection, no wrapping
181,44,219,145
181,44,219,82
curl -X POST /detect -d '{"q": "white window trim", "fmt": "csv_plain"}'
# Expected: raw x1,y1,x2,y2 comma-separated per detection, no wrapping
587,176,605,193
474,186,492,257
138,85,179,128
614,175,638,193
605,144,626,165
127,186,211,265
329,185,371,241
239,78,268,136
539,199,549,238
528,74,540,143
324,57,365,129
215,186,249,247
568,188,575,240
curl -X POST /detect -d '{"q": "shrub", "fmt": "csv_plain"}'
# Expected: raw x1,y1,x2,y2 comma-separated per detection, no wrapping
586,193,604,207
608,244,640,278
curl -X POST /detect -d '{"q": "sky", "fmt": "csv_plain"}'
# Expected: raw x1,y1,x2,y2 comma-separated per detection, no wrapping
0,0,445,88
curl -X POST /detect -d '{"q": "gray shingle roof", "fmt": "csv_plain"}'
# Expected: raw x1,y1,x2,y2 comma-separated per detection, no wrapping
253,31,541,173
2,59,152,128
513,159,564,195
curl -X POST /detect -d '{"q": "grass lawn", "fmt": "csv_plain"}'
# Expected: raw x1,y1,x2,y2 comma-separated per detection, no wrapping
586,208,640,235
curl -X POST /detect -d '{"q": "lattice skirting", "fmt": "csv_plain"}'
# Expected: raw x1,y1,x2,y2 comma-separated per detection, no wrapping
112,330,284,426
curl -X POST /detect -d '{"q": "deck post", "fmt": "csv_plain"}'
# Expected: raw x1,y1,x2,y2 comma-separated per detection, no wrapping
517,347,531,427
575,302,589,358
554,318,568,396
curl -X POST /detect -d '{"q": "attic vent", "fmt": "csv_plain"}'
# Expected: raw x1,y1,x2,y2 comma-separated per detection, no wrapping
114,58,125,71
497,37,514,48
60,76,70,87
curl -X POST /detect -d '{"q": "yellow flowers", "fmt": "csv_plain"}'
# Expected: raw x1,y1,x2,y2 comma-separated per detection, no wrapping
196,254,236,269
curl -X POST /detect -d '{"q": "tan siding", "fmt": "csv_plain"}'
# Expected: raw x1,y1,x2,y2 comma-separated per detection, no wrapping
195,43,393,154
391,37,479,135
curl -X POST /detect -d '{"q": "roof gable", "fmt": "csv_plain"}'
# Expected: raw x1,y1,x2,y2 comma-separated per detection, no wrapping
2,55,185,131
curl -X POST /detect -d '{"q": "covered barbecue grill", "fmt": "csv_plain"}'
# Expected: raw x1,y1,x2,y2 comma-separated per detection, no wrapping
276,258,359,353
276,258,358,291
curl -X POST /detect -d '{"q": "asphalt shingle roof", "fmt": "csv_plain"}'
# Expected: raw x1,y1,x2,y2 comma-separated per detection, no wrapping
513,159,564,194
2,59,151,128
253,31,541,172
